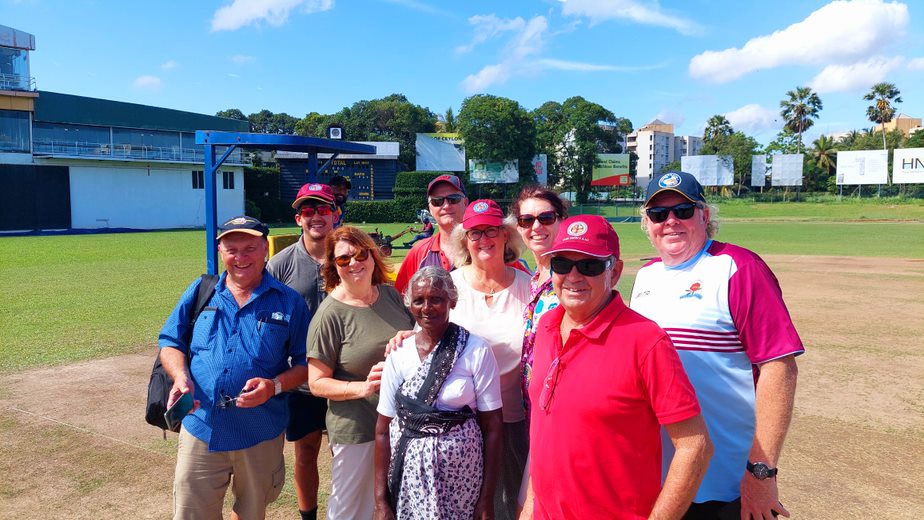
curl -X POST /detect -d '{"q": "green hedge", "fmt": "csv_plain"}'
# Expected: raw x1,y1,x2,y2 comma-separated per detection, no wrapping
345,198,424,223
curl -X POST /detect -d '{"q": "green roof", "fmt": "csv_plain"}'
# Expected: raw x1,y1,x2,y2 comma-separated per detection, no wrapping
33,91,249,133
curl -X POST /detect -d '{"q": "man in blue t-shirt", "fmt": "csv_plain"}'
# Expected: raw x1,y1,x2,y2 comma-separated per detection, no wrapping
159,215,310,519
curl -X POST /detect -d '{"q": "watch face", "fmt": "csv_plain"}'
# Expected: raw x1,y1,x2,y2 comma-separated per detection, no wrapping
752,463,770,479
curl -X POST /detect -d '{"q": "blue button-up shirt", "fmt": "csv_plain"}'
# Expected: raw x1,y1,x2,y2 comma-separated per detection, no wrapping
158,271,310,452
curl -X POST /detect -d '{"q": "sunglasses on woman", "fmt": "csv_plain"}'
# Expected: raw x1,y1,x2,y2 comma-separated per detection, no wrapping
645,202,700,224
550,256,612,277
428,193,465,206
516,211,558,228
465,227,500,241
299,205,334,217
334,248,370,267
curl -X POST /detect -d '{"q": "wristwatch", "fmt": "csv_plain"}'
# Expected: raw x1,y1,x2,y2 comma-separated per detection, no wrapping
746,461,778,480
272,378,282,396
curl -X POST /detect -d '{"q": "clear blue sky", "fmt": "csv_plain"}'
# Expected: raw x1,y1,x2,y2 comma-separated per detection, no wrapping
5,0,922,146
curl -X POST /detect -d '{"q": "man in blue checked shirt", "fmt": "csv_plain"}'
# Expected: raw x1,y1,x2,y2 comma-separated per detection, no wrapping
159,215,310,520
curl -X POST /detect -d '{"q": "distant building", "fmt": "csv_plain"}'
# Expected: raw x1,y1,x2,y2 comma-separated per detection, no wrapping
0,24,248,232
275,141,401,202
626,119,702,187
873,114,922,137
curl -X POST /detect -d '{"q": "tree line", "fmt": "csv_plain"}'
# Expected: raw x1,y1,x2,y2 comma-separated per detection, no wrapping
219,81,918,201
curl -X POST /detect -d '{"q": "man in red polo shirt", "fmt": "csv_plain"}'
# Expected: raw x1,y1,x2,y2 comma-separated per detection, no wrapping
525,215,713,519
394,174,468,294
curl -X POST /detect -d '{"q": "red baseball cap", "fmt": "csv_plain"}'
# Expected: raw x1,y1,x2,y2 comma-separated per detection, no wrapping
292,183,335,209
427,174,466,196
544,215,620,259
462,199,504,229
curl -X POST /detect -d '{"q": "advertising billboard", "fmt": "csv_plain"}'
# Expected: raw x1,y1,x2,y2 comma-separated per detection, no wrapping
771,154,804,187
416,133,465,172
751,155,768,188
892,148,924,184
591,153,631,186
837,150,888,185
469,160,519,184
681,155,734,186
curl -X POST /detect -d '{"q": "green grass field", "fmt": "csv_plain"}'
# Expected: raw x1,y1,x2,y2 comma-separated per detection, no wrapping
1,201,921,373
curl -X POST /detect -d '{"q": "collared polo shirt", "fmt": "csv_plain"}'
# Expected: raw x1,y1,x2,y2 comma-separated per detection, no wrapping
158,271,310,452
394,233,452,294
528,292,700,519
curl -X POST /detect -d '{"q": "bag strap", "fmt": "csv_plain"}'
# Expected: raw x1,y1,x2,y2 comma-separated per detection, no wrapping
183,273,220,352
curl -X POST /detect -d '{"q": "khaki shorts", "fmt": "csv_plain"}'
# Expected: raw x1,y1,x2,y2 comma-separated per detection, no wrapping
173,428,286,520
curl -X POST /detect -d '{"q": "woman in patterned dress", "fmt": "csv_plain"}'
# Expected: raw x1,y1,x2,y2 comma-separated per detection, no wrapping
373,266,504,520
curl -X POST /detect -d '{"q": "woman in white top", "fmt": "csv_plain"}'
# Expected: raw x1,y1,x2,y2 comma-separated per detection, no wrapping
374,266,503,520
448,199,531,520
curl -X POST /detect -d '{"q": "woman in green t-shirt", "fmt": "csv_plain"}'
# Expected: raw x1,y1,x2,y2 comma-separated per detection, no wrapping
308,226,415,520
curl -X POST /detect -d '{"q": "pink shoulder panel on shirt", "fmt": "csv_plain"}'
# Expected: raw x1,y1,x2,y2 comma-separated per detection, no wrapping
709,241,805,364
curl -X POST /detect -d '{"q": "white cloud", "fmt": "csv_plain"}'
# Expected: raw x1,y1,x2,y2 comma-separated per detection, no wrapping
455,14,526,54
652,110,685,128
133,75,162,90
908,57,924,70
381,0,452,16
723,104,779,134
160,60,177,70
461,15,640,93
560,0,702,36
231,54,256,64
808,56,904,93
689,0,909,83
211,0,333,32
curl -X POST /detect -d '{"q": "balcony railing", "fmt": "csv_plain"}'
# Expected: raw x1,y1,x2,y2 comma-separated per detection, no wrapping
0,72,35,92
32,138,249,165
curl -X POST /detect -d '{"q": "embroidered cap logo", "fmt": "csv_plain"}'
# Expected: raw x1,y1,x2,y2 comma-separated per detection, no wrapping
566,221,588,237
659,173,681,188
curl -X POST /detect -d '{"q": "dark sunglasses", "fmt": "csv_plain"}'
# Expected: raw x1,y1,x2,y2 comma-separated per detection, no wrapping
217,394,239,409
517,211,558,228
334,248,370,267
645,202,700,224
465,227,500,241
550,256,612,277
428,193,465,206
299,205,334,217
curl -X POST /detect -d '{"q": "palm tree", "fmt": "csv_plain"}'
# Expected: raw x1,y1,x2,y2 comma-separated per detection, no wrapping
838,130,860,149
780,86,823,153
863,82,902,151
811,134,836,179
703,114,733,141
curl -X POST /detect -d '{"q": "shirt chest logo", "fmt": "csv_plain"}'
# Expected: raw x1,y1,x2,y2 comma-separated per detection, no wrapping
679,281,704,300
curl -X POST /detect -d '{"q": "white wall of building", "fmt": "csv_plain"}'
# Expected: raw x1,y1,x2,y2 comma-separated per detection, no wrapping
68,164,244,229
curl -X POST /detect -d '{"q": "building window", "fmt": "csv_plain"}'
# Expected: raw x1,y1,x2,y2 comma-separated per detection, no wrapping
192,170,204,189
0,109,31,152
223,171,235,190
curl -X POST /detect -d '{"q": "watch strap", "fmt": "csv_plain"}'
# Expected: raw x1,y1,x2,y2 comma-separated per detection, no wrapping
272,378,282,396
746,461,778,479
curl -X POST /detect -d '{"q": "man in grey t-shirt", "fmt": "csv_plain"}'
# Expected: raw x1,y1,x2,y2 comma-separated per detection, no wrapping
266,182,336,520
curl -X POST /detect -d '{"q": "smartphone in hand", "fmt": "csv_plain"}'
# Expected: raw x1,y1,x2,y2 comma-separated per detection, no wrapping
164,392,194,432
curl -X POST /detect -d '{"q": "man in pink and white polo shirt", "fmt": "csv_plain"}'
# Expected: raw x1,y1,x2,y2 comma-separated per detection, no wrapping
631,171,804,519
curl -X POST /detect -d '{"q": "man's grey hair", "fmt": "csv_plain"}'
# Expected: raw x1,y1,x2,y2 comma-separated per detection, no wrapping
450,215,525,267
639,202,720,239
403,266,459,308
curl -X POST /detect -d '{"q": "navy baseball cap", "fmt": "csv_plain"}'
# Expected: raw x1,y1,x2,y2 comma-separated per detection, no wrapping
216,215,269,240
645,171,706,206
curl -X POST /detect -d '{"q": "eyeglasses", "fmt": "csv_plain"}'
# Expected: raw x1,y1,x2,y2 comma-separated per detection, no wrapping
645,202,700,224
550,256,612,277
334,248,370,267
428,193,465,206
517,211,558,228
465,227,500,241
538,356,562,411
299,205,334,218
217,394,239,409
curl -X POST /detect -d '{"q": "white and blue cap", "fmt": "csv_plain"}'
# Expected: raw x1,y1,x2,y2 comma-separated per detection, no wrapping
644,171,706,206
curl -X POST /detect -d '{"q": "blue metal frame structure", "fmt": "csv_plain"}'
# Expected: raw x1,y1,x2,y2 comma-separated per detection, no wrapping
196,130,376,274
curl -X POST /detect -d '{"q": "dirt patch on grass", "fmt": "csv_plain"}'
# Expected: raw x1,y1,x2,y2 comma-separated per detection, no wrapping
1,255,922,518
